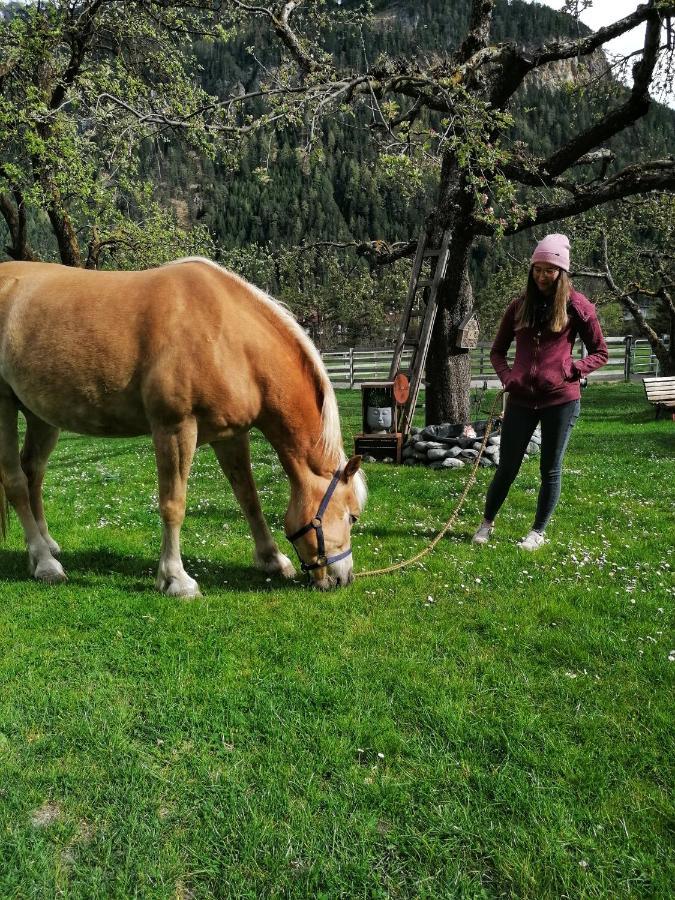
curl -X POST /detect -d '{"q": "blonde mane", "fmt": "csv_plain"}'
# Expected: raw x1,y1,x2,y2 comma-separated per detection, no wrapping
167,257,343,461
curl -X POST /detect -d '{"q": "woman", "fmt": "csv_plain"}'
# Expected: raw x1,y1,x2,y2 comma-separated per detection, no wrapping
473,233,608,550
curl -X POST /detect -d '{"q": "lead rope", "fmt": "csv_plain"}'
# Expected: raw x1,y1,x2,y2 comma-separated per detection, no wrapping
354,390,504,579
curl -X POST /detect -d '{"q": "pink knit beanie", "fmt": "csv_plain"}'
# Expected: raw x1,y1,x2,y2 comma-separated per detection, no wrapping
530,233,570,272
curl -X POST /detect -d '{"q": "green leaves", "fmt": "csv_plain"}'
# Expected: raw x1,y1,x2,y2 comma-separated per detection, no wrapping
0,0,225,266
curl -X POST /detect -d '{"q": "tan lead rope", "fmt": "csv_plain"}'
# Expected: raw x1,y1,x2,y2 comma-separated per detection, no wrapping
354,390,504,578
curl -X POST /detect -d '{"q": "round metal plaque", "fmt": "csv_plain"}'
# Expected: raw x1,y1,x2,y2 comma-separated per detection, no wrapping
393,373,410,405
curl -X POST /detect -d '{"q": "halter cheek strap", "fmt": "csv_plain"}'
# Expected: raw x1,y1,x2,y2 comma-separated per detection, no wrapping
286,468,353,573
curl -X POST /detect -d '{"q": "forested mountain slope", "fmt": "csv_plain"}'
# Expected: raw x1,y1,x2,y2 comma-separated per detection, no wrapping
150,0,673,257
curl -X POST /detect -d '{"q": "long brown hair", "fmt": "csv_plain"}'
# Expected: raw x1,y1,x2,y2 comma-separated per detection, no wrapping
515,268,570,332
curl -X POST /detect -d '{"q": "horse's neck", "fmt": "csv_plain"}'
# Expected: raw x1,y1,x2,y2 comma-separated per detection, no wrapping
260,386,340,492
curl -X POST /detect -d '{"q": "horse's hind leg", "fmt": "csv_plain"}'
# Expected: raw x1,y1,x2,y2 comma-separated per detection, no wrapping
21,410,61,557
211,434,296,578
0,395,66,582
152,417,201,598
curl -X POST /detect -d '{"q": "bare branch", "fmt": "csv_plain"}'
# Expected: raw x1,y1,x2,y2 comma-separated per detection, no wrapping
486,3,674,108
543,10,666,176
51,0,107,110
456,1,497,63
231,0,324,74
94,91,288,136
493,160,675,235
531,2,673,68
298,238,418,268
573,233,672,364
502,148,617,189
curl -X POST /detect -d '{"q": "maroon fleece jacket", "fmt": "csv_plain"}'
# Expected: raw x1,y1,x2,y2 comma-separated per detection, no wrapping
490,289,608,409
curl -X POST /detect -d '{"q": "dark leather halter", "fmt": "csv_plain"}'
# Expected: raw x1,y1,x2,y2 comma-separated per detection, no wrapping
286,467,352,573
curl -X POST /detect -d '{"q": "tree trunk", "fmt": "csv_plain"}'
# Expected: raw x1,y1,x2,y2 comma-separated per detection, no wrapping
0,192,39,261
664,312,675,375
653,335,675,376
33,144,82,267
47,202,82,267
425,251,474,425
424,154,476,425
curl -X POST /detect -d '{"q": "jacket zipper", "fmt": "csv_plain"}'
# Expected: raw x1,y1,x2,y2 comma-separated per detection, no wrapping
531,330,541,409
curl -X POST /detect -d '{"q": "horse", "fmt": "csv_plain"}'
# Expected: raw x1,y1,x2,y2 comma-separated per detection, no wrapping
0,257,367,595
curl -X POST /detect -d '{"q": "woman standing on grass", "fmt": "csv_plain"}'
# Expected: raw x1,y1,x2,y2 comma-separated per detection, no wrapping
473,233,608,550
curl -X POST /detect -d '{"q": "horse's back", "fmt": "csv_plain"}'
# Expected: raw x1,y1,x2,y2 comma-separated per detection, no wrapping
0,260,266,438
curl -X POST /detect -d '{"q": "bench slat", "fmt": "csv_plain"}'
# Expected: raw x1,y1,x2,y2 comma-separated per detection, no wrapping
642,377,675,419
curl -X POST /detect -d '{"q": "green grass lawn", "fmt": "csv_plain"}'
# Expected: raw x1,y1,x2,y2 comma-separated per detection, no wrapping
0,383,673,898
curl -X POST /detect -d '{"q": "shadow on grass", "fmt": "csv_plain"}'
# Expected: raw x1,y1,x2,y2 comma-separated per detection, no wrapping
574,429,674,459
47,441,149,471
0,548,304,593
581,386,657,423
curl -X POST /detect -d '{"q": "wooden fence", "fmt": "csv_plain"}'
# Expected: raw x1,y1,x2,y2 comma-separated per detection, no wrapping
321,337,663,388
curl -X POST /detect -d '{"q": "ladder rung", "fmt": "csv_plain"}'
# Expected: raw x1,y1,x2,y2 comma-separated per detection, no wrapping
423,249,441,257
416,278,433,288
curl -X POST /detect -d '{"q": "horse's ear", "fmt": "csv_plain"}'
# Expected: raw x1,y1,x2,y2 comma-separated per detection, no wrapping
342,455,362,481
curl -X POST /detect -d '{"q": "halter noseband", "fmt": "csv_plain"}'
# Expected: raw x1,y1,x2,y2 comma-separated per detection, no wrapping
286,467,353,573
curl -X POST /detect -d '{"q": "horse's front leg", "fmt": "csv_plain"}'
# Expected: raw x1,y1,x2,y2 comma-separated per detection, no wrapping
211,435,296,579
152,418,201,598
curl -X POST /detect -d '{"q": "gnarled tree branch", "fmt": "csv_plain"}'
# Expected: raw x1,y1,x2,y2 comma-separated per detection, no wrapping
231,0,324,74
493,159,675,235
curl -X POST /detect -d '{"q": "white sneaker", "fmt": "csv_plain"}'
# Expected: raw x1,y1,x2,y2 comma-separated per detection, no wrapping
472,522,494,545
518,530,545,551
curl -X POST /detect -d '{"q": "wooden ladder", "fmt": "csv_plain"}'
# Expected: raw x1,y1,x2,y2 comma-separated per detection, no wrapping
388,229,451,437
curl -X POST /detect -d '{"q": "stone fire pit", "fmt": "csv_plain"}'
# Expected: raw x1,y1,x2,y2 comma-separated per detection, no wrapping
398,421,541,469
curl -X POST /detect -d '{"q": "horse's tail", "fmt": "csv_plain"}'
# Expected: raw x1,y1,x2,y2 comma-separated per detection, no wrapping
0,478,8,541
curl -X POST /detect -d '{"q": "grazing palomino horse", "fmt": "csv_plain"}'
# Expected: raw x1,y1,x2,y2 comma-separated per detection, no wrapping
0,258,366,595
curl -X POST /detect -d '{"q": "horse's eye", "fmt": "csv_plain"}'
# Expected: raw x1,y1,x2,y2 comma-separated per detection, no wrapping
349,514,358,525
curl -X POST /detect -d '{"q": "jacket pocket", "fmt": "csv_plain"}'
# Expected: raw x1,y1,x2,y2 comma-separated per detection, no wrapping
505,369,523,391
539,371,565,391
562,358,577,382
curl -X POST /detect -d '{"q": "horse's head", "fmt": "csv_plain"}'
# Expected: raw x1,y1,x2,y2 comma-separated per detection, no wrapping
285,456,366,589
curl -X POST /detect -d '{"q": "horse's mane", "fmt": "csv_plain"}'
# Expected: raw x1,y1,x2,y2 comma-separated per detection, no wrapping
165,258,365,504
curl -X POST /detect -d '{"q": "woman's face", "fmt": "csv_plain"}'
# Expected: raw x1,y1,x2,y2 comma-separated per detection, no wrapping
532,264,561,296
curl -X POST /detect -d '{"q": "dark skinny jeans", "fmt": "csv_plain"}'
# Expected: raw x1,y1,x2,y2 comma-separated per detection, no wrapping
484,398,581,532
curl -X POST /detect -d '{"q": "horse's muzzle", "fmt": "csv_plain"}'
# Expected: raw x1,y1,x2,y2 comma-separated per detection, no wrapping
312,564,354,590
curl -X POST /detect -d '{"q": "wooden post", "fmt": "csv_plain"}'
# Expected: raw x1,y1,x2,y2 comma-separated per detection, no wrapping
624,335,632,382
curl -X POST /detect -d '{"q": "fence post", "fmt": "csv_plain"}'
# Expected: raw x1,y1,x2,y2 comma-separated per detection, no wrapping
624,335,632,382
349,347,354,389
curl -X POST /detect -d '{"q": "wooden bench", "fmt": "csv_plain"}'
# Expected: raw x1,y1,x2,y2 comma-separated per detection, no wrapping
643,376,675,420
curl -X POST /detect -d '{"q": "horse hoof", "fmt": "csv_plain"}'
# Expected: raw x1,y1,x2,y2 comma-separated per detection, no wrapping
46,538,62,557
34,558,67,584
158,575,201,598
255,551,297,579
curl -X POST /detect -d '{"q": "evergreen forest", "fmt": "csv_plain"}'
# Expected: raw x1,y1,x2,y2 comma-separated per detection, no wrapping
2,0,674,345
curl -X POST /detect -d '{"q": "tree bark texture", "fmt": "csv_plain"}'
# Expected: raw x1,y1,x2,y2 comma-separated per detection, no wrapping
424,154,476,425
